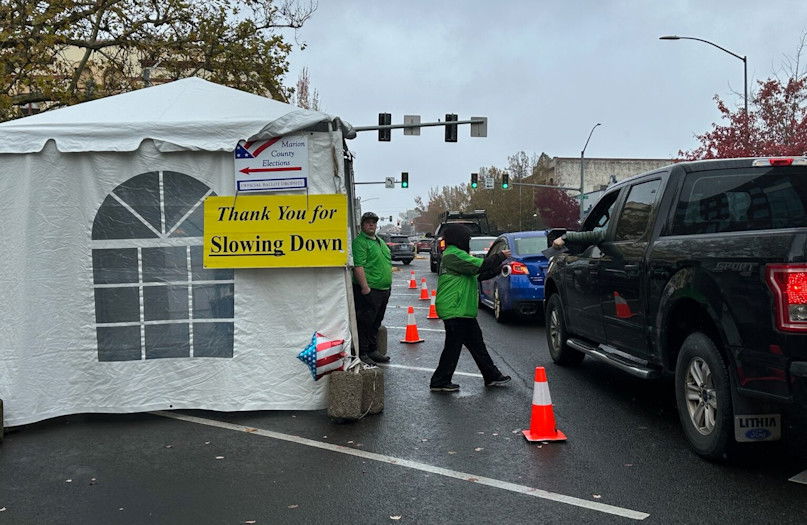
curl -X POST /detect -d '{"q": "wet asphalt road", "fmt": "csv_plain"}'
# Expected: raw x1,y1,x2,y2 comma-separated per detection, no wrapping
1,255,806,524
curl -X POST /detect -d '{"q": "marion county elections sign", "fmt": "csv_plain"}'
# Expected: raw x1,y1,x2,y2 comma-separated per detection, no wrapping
234,135,309,193
203,194,348,268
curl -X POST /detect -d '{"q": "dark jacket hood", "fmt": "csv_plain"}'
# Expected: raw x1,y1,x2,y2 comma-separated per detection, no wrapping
443,224,471,252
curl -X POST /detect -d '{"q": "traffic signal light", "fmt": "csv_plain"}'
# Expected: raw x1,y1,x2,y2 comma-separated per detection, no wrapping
378,113,391,141
471,173,478,188
502,172,510,189
401,172,409,188
445,113,458,142
389,216,393,221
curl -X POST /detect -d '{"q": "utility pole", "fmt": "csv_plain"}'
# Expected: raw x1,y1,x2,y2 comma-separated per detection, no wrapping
579,123,602,219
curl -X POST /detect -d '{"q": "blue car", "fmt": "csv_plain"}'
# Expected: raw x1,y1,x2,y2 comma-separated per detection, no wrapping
479,231,549,322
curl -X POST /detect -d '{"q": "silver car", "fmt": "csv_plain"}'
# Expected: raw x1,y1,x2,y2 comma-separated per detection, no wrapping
469,236,497,258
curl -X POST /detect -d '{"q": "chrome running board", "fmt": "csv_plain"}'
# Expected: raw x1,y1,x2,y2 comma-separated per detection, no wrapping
566,338,660,379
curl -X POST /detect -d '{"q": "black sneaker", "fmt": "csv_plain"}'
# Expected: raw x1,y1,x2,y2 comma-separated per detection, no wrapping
430,383,460,392
485,375,511,387
367,351,390,363
359,354,377,366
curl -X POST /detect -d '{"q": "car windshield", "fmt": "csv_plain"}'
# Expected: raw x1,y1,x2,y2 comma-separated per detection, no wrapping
443,222,483,235
389,236,409,243
469,238,495,251
513,236,548,255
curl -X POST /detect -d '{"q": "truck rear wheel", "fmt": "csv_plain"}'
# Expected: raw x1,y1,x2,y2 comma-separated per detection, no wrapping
545,294,584,366
675,332,733,461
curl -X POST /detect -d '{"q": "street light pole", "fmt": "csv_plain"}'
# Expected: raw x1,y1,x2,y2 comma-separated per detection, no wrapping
659,35,747,116
579,122,601,220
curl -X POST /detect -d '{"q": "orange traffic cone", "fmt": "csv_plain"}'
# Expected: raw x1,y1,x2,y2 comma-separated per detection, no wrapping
400,306,425,343
613,291,634,319
522,367,567,442
427,290,439,319
408,271,417,289
419,277,430,300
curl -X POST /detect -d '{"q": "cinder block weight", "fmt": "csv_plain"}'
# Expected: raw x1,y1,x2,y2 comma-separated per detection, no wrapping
377,325,388,356
327,366,385,422
327,370,363,422
361,367,384,415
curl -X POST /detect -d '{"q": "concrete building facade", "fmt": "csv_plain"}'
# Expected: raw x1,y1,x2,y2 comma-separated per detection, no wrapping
541,157,674,214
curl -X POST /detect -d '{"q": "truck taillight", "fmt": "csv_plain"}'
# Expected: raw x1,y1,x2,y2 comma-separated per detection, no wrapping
509,261,529,275
439,239,446,251
765,264,807,332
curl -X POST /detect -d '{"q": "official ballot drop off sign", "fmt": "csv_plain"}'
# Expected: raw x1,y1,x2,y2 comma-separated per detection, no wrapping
203,194,348,268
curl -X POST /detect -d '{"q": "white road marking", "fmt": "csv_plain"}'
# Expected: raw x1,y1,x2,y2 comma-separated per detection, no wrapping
387,325,445,333
379,363,483,378
391,293,423,297
789,469,807,484
389,305,429,310
153,411,649,520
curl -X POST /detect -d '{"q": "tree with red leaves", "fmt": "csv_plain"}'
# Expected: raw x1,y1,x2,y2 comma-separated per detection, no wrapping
533,187,580,230
680,76,807,159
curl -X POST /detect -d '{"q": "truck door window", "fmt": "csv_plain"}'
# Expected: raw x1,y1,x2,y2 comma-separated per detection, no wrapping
672,167,807,234
614,179,661,241
583,190,620,233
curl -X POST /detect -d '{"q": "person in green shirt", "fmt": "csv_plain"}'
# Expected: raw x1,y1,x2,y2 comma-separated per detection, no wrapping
430,224,512,392
352,211,393,365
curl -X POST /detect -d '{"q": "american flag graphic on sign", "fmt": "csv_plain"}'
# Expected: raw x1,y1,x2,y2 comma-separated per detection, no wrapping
297,332,347,380
234,137,282,159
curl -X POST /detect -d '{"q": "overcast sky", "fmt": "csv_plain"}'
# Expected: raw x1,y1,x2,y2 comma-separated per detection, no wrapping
286,0,807,219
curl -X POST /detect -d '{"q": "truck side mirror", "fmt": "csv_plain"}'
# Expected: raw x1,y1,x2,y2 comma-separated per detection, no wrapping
425,232,434,238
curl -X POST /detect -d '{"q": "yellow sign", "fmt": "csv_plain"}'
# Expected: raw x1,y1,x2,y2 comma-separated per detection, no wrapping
203,194,348,268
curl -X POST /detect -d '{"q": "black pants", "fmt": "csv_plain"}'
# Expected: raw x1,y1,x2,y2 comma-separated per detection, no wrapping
430,317,501,386
353,286,391,356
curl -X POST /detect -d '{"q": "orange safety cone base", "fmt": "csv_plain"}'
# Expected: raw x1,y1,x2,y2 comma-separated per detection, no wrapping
427,309,439,320
419,290,430,300
521,428,567,442
400,337,425,344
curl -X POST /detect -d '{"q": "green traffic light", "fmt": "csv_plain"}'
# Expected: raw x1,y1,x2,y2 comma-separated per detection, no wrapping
402,182,408,188
471,183,478,188
502,183,509,189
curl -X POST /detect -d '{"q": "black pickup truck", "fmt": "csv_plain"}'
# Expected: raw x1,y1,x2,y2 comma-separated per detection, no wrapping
429,210,491,272
544,156,807,460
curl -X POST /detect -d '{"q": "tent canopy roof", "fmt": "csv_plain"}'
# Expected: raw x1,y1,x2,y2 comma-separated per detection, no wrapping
0,77,340,154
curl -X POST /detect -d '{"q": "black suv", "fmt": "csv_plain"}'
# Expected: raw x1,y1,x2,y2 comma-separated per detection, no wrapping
544,157,807,460
379,233,415,265
429,210,490,272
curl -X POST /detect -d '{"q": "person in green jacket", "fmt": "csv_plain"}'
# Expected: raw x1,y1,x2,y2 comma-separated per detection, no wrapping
429,224,512,392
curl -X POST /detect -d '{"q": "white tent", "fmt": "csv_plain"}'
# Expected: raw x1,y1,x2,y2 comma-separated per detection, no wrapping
0,78,356,427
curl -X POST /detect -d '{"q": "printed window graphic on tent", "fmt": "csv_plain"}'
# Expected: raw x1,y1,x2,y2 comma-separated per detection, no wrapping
91,171,234,361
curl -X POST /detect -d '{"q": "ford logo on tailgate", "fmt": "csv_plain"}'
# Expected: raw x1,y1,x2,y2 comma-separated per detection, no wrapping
744,428,771,440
